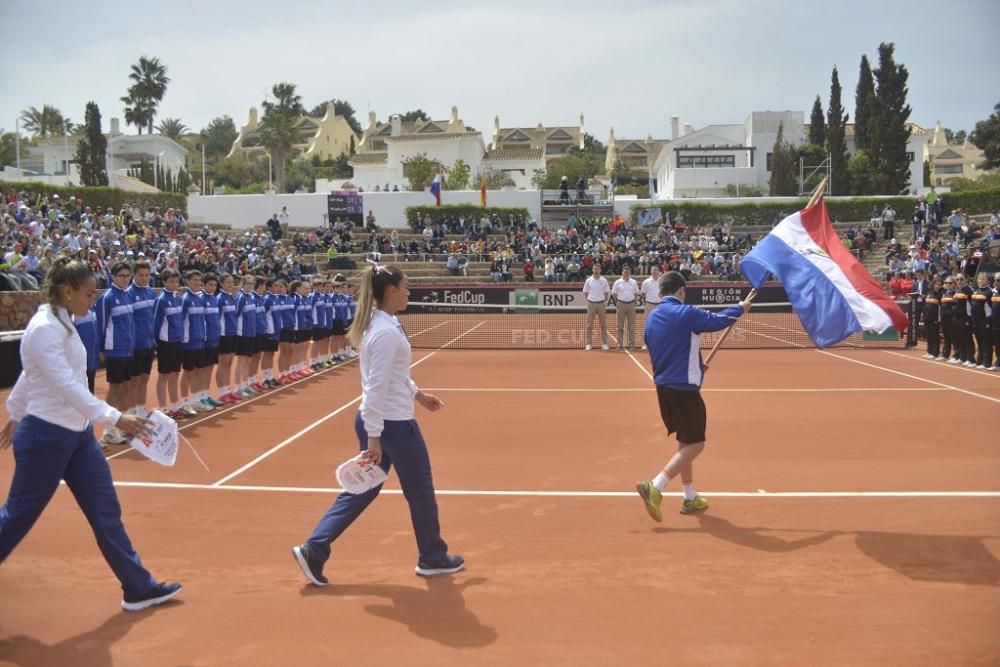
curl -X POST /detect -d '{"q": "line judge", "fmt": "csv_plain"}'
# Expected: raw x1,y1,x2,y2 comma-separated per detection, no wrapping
640,265,663,350
582,263,610,351
611,266,640,350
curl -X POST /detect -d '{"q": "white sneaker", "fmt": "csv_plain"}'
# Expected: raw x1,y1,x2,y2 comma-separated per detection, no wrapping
601,344,609,351
976,365,987,370
584,345,592,351
963,361,976,367
935,356,945,361
641,344,647,350
989,366,998,371
948,358,960,364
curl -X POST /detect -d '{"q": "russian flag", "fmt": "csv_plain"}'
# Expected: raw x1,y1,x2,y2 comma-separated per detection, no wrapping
429,173,442,206
741,198,908,348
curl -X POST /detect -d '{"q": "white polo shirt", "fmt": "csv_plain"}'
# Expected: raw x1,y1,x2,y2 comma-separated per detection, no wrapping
641,277,661,304
611,277,639,303
582,276,610,302
359,309,419,437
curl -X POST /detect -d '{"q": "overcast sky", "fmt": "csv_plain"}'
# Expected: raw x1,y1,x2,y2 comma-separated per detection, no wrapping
4,0,998,143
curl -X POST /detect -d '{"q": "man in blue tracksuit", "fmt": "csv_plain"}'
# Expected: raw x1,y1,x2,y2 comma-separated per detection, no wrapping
127,259,157,419
96,261,135,444
636,271,749,521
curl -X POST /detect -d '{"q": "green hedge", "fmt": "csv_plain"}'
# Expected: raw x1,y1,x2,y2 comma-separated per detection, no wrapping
943,188,1000,214
0,180,187,214
405,204,530,222
630,190,1000,226
630,197,920,226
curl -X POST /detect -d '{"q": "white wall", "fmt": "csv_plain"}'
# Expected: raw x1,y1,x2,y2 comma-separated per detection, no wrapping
188,189,544,230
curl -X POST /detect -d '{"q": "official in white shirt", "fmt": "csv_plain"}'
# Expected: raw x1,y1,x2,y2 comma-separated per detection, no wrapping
0,256,182,612
640,265,663,350
582,263,611,351
293,262,463,586
611,266,640,350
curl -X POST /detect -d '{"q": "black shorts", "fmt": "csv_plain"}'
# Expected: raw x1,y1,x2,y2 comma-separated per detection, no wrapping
280,329,295,344
105,357,132,384
656,385,707,444
261,338,279,352
254,335,266,354
236,336,256,357
203,346,220,366
312,327,326,342
157,341,183,374
182,348,206,371
219,335,237,355
331,324,346,336
87,369,96,394
130,348,155,376
295,330,310,344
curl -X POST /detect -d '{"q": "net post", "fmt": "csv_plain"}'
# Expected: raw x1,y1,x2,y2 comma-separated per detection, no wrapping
704,288,758,366
906,297,917,348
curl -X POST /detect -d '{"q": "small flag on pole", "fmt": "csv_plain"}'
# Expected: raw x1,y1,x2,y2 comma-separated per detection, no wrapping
430,173,442,206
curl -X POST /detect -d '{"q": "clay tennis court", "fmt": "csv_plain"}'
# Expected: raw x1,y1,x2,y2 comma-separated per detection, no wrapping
1,326,998,665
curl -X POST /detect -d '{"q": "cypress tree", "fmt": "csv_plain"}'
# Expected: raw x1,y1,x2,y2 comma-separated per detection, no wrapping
826,67,850,196
854,55,875,151
75,102,108,186
870,42,912,194
768,124,798,196
809,96,826,146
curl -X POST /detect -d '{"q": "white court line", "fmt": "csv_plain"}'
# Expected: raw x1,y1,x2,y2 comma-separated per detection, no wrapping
422,387,948,393
817,350,1000,405
108,481,1000,498
210,320,485,487
105,321,457,461
883,350,1000,379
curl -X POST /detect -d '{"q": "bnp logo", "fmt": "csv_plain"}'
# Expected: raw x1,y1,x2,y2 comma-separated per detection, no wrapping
514,290,539,311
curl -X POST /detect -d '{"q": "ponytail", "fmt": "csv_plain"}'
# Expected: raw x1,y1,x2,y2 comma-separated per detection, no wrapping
347,264,405,348
44,256,94,336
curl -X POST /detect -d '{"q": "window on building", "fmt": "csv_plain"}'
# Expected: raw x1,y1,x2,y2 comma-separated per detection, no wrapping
936,165,963,174
766,153,772,171
546,145,569,155
906,151,914,163
677,154,735,168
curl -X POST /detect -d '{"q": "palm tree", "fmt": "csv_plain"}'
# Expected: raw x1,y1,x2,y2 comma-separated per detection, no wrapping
259,82,304,191
19,105,68,138
156,118,188,141
126,56,170,134
121,93,155,134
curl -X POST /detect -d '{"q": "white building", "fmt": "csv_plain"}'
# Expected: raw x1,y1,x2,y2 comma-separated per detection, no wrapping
650,111,929,198
650,111,805,199
1,118,187,191
348,106,486,191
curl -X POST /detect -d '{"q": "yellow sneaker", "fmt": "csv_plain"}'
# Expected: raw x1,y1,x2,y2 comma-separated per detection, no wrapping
636,480,663,522
680,494,709,514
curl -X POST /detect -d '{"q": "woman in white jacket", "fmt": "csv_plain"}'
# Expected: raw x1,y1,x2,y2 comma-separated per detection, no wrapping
0,255,182,612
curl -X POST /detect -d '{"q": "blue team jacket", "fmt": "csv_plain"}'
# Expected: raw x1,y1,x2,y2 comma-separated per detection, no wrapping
235,290,257,337
280,294,296,331
263,292,280,339
128,283,156,351
219,291,238,336
74,307,99,372
181,290,207,350
644,295,743,391
154,291,184,343
253,292,268,335
96,284,134,358
203,292,222,346
296,294,312,330
333,293,350,327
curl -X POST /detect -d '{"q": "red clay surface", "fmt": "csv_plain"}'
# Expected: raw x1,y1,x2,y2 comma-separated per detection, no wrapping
1,346,999,666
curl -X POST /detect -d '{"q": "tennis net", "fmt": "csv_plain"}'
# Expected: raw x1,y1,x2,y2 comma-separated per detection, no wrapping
399,300,913,350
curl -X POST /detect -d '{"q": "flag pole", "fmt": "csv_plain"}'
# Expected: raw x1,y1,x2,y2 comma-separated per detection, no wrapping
704,176,828,366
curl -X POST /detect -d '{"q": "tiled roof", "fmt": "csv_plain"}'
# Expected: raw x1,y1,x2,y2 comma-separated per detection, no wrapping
348,152,388,166
484,147,544,161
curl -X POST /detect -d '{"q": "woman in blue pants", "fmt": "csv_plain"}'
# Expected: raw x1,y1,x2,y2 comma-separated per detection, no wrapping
292,262,463,585
0,256,183,611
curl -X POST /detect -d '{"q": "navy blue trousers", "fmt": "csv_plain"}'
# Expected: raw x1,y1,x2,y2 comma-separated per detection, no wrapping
0,416,156,597
306,413,449,563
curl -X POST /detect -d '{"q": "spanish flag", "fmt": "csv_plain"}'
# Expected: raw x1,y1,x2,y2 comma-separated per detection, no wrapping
480,176,487,207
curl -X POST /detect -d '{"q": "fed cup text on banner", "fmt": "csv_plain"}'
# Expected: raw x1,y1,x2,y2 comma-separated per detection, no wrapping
129,410,179,467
